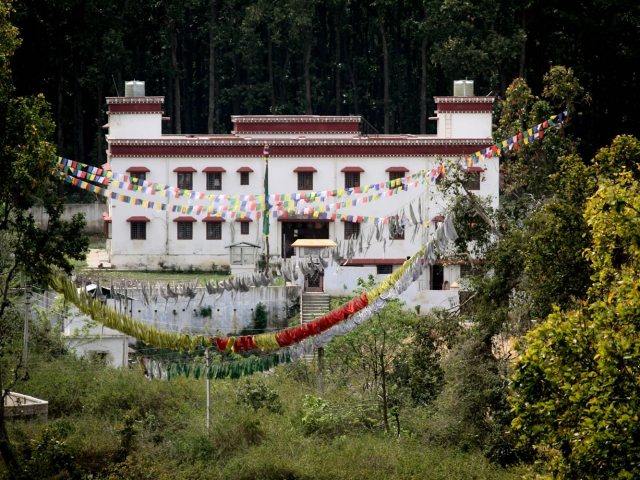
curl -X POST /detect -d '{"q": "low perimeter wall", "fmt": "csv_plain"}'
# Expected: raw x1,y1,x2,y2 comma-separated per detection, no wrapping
30,203,107,233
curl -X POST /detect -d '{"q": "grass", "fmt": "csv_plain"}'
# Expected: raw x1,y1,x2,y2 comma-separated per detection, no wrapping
77,269,231,283
2,352,536,480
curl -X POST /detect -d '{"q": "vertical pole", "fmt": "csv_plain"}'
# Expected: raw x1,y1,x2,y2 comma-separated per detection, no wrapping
206,347,211,430
22,286,30,368
263,144,270,274
317,346,324,397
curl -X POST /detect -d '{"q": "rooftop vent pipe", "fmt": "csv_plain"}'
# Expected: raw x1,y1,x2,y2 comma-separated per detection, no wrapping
124,81,145,97
453,80,474,96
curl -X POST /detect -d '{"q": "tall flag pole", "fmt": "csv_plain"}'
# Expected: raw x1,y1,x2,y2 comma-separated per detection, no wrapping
263,144,270,273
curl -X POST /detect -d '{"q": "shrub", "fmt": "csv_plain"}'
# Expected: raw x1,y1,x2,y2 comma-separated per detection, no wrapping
236,379,284,414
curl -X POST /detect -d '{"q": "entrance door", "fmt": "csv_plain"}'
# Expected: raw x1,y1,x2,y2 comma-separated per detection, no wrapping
281,221,330,258
304,270,324,292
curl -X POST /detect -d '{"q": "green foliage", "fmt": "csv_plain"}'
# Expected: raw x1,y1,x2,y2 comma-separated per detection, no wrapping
236,379,283,414
197,305,213,318
510,137,640,478
254,303,268,332
298,395,378,438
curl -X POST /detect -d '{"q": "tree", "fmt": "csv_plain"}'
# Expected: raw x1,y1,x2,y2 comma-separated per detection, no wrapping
511,137,640,477
0,2,89,470
325,275,414,434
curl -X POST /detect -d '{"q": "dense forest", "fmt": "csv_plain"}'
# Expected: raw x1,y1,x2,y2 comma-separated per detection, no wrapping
10,0,640,169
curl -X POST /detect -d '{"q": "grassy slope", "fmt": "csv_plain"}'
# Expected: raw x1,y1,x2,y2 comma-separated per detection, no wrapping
2,354,527,480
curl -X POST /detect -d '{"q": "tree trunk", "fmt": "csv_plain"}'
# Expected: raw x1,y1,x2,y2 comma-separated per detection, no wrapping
335,25,341,116
267,31,276,112
420,35,428,134
96,85,103,166
303,38,312,115
171,30,181,134
207,0,216,133
164,0,181,134
0,388,18,472
377,7,390,134
342,36,358,114
57,65,65,197
519,12,526,79
380,348,390,434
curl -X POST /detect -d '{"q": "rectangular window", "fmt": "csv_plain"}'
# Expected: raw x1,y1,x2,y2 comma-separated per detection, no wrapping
132,172,146,182
207,172,222,190
177,172,193,190
207,222,222,240
464,172,481,190
177,222,193,240
130,222,146,240
298,172,313,190
344,222,360,239
240,172,249,185
377,265,393,275
240,222,249,235
389,171,404,182
345,172,360,188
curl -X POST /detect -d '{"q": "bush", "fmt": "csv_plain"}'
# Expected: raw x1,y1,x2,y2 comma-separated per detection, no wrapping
236,379,283,414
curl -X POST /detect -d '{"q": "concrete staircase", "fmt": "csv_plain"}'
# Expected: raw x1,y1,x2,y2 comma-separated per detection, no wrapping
300,293,331,362
301,293,331,324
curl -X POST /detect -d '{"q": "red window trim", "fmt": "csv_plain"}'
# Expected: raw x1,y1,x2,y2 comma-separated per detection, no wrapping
385,167,409,172
126,166,150,173
172,216,197,222
173,167,197,172
202,166,227,172
293,167,317,173
340,166,365,173
126,216,150,222
202,216,226,222
176,222,193,240
463,166,484,173
236,167,254,172
235,218,253,222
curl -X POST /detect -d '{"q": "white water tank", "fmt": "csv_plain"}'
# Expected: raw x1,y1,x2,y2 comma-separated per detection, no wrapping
124,81,145,97
453,80,474,96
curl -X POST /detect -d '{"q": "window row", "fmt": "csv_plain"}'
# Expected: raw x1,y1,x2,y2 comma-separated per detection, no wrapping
126,168,455,192
130,221,249,240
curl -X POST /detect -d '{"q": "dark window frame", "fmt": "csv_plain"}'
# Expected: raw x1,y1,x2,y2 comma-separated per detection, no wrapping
344,222,360,239
345,172,360,188
377,265,393,275
207,172,222,190
130,222,146,240
389,171,404,182
177,222,193,240
240,222,250,235
207,222,222,240
177,172,193,190
240,171,250,185
132,172,146,182
298,172,313,190
463,172,481,191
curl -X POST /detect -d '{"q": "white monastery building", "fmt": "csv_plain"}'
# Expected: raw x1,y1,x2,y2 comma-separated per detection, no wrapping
103,81,498,302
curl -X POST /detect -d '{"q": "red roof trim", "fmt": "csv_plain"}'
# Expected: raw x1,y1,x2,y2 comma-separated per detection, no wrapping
109,143,494,158
126,166,150,173
126,216,150,222
277,218,333,223
431,215,444,222
202,166,227,173
202,216,225,222
463,166,484,173
236,167,254,172
173,216,197,223
173,166,197,172
293,167,318,173
385,166,410,173
341,259,406,266
235,218,253,222
340,166,365,173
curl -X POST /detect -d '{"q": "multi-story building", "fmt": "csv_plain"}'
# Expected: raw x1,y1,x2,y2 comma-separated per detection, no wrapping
103,82,497,303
